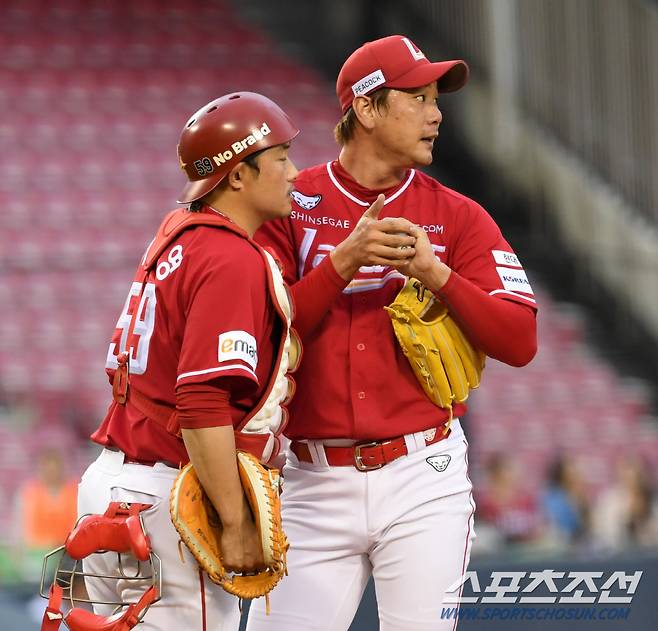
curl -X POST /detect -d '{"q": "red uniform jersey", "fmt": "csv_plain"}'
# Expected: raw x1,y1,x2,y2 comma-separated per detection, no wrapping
92,222,279,465
255,161,537,441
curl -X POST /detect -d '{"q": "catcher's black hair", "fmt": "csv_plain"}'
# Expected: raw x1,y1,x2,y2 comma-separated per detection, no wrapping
242,146,267,172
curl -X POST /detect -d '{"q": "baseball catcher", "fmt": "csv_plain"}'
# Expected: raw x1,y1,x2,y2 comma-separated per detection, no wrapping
41,92,301,631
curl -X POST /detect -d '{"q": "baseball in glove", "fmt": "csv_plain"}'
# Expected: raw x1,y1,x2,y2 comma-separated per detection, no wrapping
384,278,485,413
169,451,288,611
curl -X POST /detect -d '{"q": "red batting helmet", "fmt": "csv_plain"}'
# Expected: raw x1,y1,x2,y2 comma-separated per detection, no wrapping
177,92,299,204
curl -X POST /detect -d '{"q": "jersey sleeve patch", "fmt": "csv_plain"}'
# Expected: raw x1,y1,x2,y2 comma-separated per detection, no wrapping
218,330,258,370
492,250,521,267
495,267,534,294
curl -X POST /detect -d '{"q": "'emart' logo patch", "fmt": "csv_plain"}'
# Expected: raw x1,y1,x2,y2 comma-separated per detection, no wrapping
218,330,258,370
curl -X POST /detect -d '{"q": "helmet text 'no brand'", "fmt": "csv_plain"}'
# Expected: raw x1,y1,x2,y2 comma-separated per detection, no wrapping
193,122,272,176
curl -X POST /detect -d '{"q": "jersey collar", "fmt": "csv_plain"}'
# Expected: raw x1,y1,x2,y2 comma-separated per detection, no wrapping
326,160,416,207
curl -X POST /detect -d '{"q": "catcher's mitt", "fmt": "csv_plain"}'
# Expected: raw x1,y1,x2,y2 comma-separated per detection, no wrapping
384,278,485,412
170,451,288,610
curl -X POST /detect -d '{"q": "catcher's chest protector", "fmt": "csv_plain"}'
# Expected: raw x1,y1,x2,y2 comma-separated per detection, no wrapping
110,208,301,463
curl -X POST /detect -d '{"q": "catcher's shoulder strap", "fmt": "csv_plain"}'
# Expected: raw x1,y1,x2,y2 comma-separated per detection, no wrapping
112,208,243,428
141,207,250,272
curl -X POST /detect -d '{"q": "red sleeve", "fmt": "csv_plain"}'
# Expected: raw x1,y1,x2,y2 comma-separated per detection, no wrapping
437,271,537,367
176,382,233,430
178,232,265,390
290,255,349,338
449,198,537,310
255,218,349,338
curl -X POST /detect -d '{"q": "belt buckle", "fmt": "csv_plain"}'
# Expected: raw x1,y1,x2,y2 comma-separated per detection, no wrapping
354,441,384,471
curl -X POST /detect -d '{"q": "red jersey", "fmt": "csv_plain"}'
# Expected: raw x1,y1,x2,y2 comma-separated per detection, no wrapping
92,220,279,465
255,161,537,441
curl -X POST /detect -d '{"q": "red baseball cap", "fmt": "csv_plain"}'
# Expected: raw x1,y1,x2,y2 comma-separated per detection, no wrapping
336,35,469,113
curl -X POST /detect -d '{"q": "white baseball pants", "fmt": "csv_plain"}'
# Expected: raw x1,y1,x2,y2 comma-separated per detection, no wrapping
247,420,476,631
77,448,241,631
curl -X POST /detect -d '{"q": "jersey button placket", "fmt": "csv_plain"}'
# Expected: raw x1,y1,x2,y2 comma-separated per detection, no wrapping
351,294,371,431
350,294,368,427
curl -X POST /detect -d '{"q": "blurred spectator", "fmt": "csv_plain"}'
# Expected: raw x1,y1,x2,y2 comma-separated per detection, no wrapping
593,455,658,551
13,447,78,581
476,452,542,547
541,455,591,545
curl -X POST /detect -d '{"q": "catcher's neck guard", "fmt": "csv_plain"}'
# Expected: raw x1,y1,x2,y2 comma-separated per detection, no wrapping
40,502,161,631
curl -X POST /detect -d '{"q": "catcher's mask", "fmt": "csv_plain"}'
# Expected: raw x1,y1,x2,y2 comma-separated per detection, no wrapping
176,91,299,204
40,502,161,631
